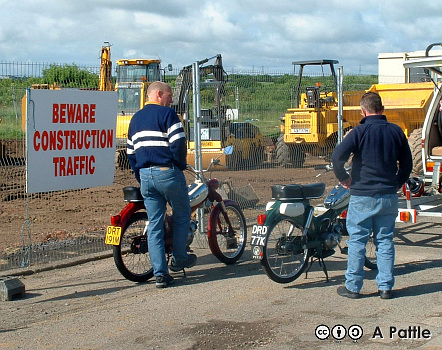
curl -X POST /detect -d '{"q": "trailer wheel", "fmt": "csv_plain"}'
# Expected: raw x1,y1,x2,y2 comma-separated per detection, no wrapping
408,128,423,176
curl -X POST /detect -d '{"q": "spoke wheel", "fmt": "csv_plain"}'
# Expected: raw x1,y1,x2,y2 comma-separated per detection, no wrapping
261,219,310,283
364,232,377,270
208,202,247,264
113,212,154,282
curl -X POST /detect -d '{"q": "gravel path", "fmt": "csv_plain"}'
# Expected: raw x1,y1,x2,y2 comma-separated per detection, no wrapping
0,219,441,350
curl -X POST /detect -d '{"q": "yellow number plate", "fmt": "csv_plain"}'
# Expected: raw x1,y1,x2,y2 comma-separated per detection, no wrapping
105,225,122,246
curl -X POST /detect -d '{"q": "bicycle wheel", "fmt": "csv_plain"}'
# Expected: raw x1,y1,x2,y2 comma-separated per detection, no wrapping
364,232,377,270
261,218,310,283
207,201,247,264
113,211,154,282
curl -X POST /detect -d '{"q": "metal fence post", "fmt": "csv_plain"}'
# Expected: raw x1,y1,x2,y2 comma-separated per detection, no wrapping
192,62,206,236
337,66,344,144
192,62,202,171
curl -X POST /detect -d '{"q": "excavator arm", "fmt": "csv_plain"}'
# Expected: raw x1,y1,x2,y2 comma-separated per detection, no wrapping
171,54,227,117
99,43,113,92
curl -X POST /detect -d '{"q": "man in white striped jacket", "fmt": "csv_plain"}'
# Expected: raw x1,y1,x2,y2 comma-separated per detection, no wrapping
127,81,197,288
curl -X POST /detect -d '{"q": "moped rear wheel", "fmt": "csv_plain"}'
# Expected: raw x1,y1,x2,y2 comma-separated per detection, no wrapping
208,201,247,264
261,218,310,284
113,211,154,282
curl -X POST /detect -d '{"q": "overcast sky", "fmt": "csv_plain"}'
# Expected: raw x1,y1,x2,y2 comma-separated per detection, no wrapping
1,0,442,75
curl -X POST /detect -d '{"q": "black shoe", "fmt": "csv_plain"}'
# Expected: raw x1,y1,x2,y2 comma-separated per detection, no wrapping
379,290,392,299
155,274,174,288
169,254,197,272
337,286,360,299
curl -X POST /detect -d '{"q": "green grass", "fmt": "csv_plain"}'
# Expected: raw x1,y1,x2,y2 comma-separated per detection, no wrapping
0,106,25,139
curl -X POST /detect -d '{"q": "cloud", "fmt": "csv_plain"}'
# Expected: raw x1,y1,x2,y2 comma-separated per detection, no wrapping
1,0,442,74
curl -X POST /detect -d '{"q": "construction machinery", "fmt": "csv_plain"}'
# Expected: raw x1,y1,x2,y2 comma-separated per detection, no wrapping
276,59,434,170
171,55,265,170
276,60,343,167
100,47,264,170
97,44,164,168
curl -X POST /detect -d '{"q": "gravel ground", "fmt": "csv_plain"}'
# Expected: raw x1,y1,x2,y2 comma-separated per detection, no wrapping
0,217,441,350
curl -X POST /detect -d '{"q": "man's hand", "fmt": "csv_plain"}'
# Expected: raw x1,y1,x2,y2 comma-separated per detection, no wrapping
340,176,352,189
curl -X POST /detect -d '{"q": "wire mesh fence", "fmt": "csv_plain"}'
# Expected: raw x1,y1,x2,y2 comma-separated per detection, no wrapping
0,60,379,272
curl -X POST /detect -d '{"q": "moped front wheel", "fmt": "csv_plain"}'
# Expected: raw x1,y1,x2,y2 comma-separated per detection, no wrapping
261,218,310,284
207,201,247,264
113,211,154,282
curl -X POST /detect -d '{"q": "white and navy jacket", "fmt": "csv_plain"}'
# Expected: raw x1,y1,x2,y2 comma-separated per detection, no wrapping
127,102,187,182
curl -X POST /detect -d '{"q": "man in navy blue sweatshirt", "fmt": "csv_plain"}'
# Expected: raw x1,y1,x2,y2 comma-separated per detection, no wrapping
331,91,412,299
127,81,196,288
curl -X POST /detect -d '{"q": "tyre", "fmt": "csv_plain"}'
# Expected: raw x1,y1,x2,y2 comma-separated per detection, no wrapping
275,134,290,166
408,128,423,176
364,232,377,270
207,201,247,264
261,218,310,283
113,211,154,282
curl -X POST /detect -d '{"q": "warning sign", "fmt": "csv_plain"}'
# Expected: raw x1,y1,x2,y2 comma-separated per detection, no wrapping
25,89,118,193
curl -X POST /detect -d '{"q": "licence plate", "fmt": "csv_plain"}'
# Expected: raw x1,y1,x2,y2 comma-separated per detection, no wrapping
250,224,268,260
105,225,122,246
292,128,310,133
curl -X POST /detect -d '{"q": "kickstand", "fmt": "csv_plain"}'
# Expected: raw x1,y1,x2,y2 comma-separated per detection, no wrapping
304,256,329,282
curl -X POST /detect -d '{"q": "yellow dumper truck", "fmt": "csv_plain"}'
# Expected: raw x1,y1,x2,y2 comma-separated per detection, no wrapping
276,59,434,174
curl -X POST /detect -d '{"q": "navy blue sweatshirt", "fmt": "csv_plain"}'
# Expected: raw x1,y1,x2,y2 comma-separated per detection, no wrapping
331,115,412,196
127,102,187,183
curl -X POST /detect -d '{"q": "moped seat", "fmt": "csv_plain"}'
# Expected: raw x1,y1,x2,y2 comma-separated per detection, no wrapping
271,183,325,200
123,186,144,202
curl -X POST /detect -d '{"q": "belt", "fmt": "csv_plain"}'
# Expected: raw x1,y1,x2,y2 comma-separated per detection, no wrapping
148,163,173,170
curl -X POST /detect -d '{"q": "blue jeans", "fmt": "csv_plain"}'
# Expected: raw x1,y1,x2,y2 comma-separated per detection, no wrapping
139,166,191,277
345,194,398,293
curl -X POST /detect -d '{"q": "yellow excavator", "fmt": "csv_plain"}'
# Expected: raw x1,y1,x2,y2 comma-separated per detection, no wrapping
98,43,163,168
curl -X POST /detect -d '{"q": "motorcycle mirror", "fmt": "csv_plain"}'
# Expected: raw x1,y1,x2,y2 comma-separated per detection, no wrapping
224,145,233,155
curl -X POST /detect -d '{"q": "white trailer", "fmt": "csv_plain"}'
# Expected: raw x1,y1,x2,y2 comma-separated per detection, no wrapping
397,44,442,223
